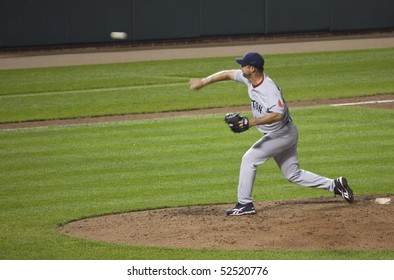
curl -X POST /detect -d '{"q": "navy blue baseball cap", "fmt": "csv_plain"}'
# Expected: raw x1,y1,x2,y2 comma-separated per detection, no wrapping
236,52,265,69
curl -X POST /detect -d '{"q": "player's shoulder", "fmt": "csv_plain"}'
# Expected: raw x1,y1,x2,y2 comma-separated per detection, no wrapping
263,73,274,83
263,74,281,91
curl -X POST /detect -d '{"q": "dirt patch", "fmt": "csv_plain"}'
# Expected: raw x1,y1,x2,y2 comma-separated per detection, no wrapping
59,194,394,250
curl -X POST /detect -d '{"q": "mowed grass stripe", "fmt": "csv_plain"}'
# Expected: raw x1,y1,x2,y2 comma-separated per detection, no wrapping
0,81,186,99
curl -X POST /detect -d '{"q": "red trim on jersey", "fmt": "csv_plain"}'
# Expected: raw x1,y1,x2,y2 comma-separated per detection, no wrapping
252,75,264,88
278,100,284,108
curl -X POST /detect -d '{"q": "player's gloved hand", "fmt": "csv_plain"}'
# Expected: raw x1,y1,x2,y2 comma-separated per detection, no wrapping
224,113,249,133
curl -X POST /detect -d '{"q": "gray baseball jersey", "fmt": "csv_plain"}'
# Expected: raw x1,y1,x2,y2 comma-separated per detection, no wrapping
234,70,290,134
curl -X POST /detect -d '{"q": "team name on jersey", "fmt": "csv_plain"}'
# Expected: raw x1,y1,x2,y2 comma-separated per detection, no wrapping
251,99,276,114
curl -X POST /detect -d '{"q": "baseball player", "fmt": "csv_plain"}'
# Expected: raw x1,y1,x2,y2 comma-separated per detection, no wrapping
189,52,354,216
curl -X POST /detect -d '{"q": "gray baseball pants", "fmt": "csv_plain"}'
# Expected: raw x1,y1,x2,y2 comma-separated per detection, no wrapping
238,121,335,204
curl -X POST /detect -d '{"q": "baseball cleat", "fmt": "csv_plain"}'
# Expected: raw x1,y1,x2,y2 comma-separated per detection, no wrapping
226,202,256,216
334,177,354,203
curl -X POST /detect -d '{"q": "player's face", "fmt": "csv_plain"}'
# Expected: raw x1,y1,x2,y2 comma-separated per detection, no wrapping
241,65,253,78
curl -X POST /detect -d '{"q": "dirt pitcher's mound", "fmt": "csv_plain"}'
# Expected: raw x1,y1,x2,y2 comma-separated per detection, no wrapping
59,195,394,250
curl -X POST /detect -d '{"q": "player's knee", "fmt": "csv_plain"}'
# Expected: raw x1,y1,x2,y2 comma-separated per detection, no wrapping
241,153,257,169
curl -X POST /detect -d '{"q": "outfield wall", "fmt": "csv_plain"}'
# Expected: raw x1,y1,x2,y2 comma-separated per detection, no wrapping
1,0,393,48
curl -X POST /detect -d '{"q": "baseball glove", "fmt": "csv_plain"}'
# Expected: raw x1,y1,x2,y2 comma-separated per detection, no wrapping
224,113,249,133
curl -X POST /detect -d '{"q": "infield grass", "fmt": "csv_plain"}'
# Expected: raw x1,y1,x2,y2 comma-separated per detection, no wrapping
0,48,393,260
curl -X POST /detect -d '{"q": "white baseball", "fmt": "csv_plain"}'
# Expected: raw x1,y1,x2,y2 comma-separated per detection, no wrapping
110,32,128,40
375,198,391,205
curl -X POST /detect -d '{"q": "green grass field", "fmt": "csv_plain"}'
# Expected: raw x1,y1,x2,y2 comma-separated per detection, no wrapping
1,48,393,123
0,48,393,260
